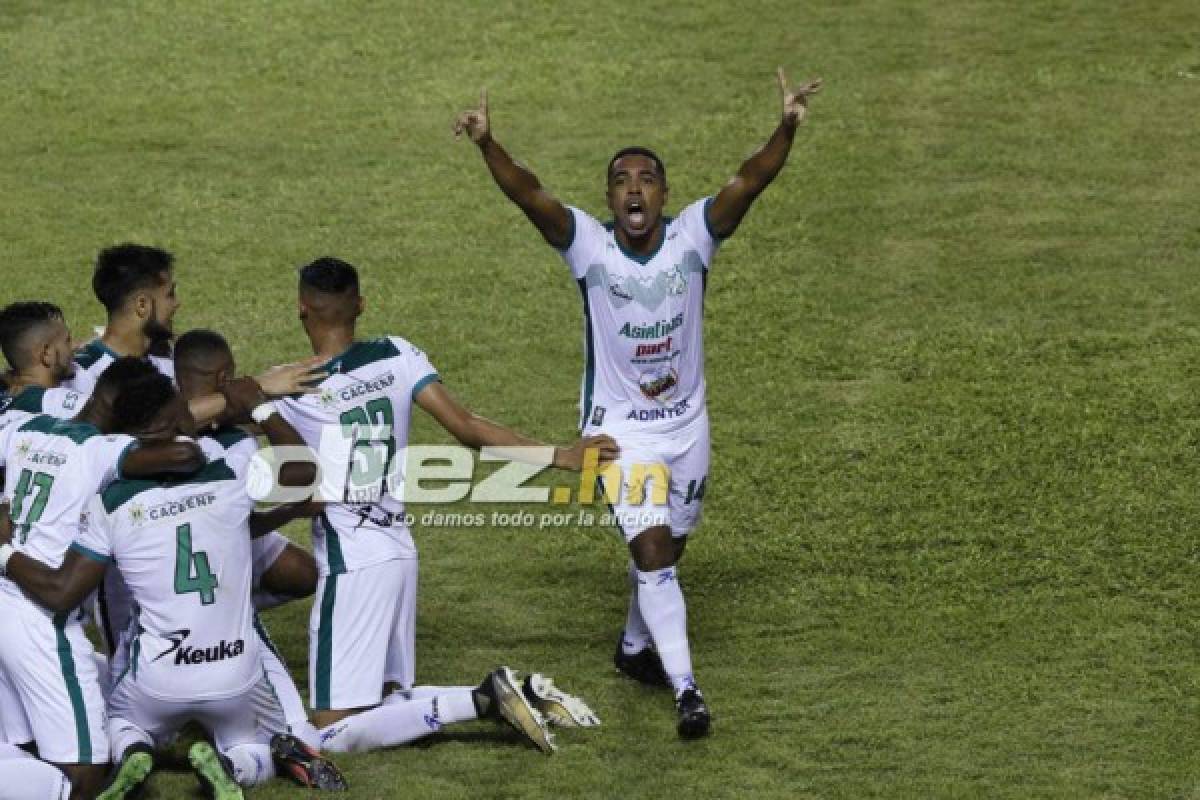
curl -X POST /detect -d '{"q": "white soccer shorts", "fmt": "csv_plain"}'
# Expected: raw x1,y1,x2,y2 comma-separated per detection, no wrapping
596,413,710,542
0,595,108,764
309,558,417,711
107,670,286,754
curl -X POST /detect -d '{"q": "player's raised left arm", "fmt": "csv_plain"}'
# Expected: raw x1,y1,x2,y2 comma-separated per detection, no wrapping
0,546,106,613
706,68,822,239
415,381,619,470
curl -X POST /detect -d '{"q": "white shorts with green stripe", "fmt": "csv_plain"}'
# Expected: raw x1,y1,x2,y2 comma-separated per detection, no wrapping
309,558,417,711
0,590,109,764
107,669,287,754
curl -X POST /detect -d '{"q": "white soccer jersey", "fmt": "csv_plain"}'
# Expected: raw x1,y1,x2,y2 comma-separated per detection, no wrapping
67,339,176,396
74,456,260,702
0,415,133,576
559,198,722,435
273,336,439,576
0,385,87,424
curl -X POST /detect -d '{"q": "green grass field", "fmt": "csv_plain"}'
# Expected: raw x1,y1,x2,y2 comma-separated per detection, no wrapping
3,1,1200,797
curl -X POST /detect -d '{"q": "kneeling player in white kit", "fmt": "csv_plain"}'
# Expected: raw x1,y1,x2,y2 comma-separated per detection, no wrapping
457,69,822,736
0,374,346,797
0,359,207,799
273,258,612,755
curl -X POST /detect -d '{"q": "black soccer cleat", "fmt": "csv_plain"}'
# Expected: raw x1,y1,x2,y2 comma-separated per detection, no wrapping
270,733,348,791
613,635,669,687
675,688,711,739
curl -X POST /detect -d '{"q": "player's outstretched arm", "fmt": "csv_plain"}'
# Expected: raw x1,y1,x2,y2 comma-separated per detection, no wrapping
220,377,317,488
187,358,326,429
121,439,206,478
706,68,823,239
0,545,105,613
415,381,618,470
454,88,574,249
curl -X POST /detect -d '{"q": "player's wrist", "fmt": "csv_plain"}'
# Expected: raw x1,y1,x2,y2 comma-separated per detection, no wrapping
250,401,277,425
0,543,14,576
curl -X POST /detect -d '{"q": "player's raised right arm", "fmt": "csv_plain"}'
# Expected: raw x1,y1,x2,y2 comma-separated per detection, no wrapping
454,88,573,250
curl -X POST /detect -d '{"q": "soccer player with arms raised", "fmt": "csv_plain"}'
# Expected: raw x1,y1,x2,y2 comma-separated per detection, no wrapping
456,68,822,737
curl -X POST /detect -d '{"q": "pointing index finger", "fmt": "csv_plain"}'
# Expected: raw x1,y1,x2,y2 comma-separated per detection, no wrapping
776,66,788,94
480,87,488,112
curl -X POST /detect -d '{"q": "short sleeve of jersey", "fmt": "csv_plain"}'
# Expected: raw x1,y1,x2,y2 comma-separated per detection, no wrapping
72,495,114,564
673,197,723,268
65,363,99,396
390,337,440,399
220,435,259,483
90,433,137,486
42,388,85,418
559,207,609,280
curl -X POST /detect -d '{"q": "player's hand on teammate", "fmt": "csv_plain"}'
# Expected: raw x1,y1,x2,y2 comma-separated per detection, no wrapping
453,88,490,144
778,67,822,128
256,357,327,397
554,434,620,471
219,376,269,423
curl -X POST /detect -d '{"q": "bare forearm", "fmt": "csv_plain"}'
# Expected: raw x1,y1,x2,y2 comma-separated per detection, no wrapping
6,554,82,611
738,119,798,195
479,135,542,205
476,135,571,248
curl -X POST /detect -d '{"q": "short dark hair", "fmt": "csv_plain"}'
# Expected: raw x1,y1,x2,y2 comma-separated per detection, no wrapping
174,329,232,373
299,257,360,295
607,146,667,182
96,357,177,433
93,244,174,313
0,302,64,370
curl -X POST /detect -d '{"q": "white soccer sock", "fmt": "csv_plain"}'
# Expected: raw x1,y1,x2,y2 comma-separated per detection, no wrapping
636,566,696,696
318,697,442,753
622,561,652,654
108,717,153,763
0,760,70,799
390,686,478,723
224,743,276,787
0,743,32,760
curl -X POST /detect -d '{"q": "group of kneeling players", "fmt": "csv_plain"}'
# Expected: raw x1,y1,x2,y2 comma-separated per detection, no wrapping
0,248,613,799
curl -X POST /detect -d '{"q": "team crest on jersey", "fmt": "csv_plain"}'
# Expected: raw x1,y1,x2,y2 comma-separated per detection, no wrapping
129,503,147,525
638,364,679,403
16,439,31,458
318,388,338,408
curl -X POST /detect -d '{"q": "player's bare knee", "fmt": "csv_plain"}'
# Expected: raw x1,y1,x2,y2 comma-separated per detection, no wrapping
629,525,676,571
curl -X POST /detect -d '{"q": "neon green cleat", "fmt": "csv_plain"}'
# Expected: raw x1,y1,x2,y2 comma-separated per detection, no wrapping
188,741,244,800
97,747,154,800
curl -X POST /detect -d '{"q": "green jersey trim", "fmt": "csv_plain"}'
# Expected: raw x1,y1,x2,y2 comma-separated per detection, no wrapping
18,415,101,445
70,542,112,564
324,338,401,375
207,425,253,449
319,512,348,575
7,386,47,414
101,458,237,514
604,216,673,265
74,339,117,371
410,373,440,399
